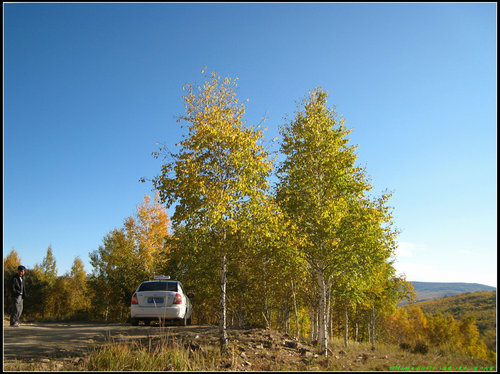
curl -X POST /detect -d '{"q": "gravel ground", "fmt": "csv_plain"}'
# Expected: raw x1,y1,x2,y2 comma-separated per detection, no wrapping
3,318,216,361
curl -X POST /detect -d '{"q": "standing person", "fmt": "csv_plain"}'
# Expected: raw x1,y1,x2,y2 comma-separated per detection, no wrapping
10,265,27,327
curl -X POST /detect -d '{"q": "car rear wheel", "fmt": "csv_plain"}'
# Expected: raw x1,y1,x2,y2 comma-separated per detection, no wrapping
130,318,139,326
178,312,188,326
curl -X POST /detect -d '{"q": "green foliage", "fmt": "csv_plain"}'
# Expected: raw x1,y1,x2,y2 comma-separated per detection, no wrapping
277,88,369,269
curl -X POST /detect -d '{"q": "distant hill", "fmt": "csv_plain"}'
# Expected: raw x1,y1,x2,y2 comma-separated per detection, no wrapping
408,281,496,303
403,291,497,351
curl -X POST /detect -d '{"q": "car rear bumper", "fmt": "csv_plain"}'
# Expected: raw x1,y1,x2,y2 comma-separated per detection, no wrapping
130,305,186,320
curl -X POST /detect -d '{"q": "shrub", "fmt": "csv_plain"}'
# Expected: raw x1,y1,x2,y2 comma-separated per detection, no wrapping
399,342,411,351
412,341,429,354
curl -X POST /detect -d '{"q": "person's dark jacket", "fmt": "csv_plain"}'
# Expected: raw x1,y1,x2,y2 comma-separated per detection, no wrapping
11,273,26,299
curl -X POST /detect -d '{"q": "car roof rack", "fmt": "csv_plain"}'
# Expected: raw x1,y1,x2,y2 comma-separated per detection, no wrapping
153,275,170,280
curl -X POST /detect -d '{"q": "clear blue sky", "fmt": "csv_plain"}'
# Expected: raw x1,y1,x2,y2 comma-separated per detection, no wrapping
4,3,497,287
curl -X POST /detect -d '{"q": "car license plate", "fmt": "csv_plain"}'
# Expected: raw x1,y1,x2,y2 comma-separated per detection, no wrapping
147,297,164,304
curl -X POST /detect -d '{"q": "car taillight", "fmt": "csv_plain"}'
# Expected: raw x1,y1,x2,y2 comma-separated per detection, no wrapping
173,293,182,304
131,293,138,305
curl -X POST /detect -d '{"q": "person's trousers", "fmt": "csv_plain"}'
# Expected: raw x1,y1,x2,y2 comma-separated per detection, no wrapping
10,295,23,325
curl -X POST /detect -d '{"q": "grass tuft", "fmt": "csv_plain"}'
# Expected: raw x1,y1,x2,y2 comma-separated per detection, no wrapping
85,331,224,371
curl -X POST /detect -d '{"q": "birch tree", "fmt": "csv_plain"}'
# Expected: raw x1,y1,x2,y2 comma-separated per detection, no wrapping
152,70,273,353
277,87,396,356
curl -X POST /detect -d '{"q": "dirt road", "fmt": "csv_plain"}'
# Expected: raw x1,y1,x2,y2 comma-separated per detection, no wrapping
3,319,219,361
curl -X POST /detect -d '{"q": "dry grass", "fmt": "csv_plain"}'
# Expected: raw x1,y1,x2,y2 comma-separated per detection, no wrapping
4,329,496,371
324,338,496,371
85,334,223,371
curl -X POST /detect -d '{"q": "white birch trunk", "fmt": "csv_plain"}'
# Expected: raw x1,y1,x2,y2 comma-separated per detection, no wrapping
368,320,371,345
330,308,333,340
264,278,270,329
317,269,329,357
371,305,376,349
310,309,315,342
291,280,300,339
344,305,349,348
219,254,228,353
326,283,332,339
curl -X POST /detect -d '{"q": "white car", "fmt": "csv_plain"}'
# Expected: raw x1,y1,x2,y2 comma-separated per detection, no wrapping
130,276,194,326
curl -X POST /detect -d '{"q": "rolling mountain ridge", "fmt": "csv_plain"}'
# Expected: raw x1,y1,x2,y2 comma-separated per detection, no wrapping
408,281,496,303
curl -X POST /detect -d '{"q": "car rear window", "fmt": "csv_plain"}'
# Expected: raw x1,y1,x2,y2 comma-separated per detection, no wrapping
138,281,178,292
